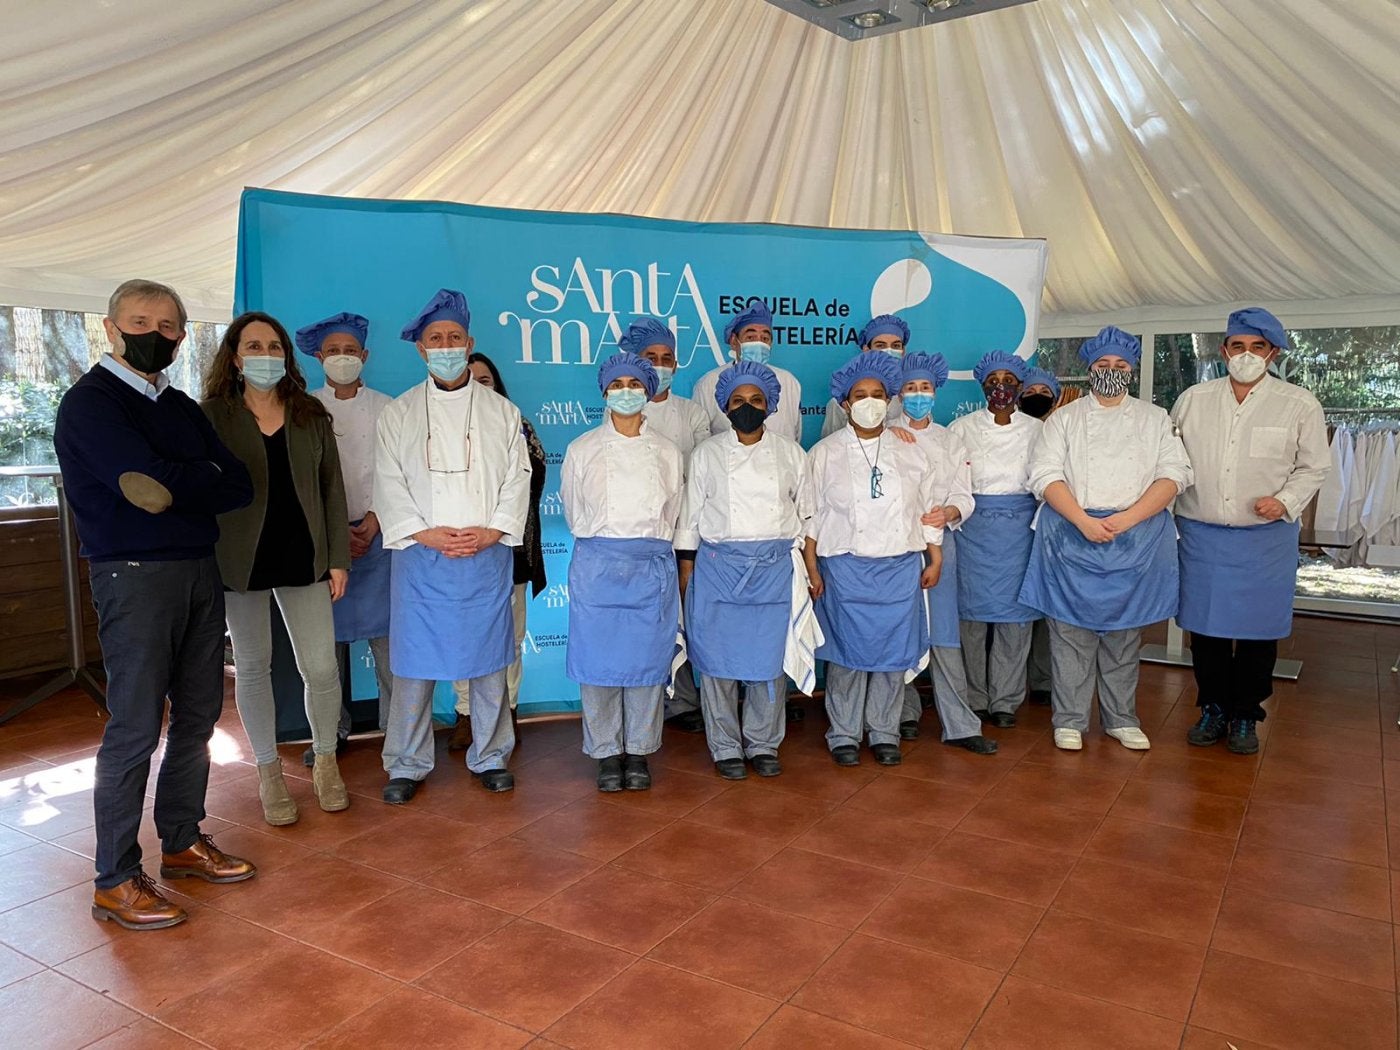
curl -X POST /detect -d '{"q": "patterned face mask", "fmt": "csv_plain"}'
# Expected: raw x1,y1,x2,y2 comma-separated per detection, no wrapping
1088,368,1131,398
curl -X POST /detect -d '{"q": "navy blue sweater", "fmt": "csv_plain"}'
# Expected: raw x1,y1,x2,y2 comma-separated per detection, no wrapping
54,364,254,562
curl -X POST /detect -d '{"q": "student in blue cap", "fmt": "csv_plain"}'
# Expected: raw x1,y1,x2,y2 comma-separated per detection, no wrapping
819,314,911,438
1017,366,1062,706
689,300,804,444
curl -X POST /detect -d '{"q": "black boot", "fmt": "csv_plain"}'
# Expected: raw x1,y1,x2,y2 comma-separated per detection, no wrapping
597,756,624,792
622,753,651,791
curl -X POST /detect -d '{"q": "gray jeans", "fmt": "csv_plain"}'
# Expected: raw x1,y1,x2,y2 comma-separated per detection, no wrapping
224,583,342,766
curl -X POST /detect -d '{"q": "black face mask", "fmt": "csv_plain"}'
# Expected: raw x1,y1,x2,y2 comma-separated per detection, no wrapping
1019,393,1054,419
727,403,767,435
117,328,179,373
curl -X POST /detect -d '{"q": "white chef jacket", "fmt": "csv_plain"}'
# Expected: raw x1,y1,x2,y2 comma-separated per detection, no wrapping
806,428,943,558
639,393,712,466
560,416,684,540
373,379,531,549
820,394,904,439
1170,375,1329,526
1029,394,1193,511
313,384,392,522
673,430,813,549
690,364,804,444
947,409,1042,494
904,418,975,531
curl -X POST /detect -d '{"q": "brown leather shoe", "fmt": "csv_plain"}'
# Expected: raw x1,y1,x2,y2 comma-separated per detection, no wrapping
92,871,187,930
447,713,473,752
160,833,257,884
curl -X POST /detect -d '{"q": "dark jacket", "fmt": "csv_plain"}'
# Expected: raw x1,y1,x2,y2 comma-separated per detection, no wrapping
517,417,548,596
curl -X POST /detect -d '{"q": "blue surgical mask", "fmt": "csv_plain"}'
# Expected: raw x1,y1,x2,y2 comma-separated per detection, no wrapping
879,346,905,359
652,366,674,395
426,349,467,383
738,341,771,365
606,388,648,416
903,392,935,420
241,356,285,391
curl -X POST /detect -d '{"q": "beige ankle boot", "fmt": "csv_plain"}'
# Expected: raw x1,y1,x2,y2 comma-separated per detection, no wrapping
312,753,350,812
257,760,299,826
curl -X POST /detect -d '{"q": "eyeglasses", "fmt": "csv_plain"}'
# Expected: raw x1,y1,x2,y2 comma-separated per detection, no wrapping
869,465,884,500
424,382,474,475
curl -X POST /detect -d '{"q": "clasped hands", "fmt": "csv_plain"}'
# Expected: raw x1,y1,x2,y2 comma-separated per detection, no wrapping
413,525,503,558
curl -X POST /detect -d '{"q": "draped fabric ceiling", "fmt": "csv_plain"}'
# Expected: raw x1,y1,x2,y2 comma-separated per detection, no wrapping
3,0,1399,326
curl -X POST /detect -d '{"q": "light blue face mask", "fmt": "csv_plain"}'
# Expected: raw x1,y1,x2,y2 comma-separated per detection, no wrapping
241,356,286,391
652,366,674,395
426,349,468,382
903,392,935,420
606,387,648,416
738,341,771,365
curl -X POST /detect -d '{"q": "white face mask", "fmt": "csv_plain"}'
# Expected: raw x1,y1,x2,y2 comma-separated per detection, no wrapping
1226,351,1269,384
849,397,887,429
323,354,363,385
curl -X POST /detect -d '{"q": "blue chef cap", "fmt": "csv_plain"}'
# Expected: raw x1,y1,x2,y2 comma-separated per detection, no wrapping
618,316,676,355
294,312,369,356
715,361,781,417
1226,307,1289,351
830,352,902,403
1022,366,1061,399
722,300,774,344
597,352,659,398
400,288,471,343
859,313,911,348
1079,325,1142,368
900,352,950,389
972,350,1029,384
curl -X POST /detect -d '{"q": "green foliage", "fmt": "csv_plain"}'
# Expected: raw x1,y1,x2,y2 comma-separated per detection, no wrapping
0,377,63,505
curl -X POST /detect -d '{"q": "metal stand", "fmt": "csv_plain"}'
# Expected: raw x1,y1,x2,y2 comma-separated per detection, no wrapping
0,477,107,725
1140,619,1301,681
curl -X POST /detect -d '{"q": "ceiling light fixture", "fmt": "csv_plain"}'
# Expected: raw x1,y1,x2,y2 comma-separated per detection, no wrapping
844,10,899,30
766,0,1035,40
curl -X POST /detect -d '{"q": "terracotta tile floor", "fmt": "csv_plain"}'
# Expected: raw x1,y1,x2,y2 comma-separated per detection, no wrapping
1,617,1399,1048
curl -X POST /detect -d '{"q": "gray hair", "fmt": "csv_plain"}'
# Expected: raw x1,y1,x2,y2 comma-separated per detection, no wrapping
107,279,188,328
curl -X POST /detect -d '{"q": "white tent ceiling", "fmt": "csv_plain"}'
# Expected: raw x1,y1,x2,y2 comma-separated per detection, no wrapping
3,0,1399,328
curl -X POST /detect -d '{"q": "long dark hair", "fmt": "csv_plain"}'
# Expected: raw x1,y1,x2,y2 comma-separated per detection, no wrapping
203,311,327,427
468,351,510,401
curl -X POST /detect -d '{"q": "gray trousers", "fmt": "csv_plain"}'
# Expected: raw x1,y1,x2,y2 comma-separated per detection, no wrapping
824,664,903,750
664,660,700,716
1027,619,1053,693
384,670,513,778
960,620,1033,715
580,684,664,759
902,647,983,741
224,584,342,766
335,635,393,736
1047,620,1142,733
699,675,785,761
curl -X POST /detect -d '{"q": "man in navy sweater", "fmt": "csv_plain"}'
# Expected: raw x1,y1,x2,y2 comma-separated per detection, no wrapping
55,279,258,930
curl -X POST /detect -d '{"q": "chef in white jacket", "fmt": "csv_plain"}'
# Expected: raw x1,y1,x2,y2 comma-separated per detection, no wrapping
807,352,943,768
1171,308,1328,756
819,314,910,438
561,353,685,793
1019,326,1193,752
895,353,997,755
675,360,817,780
298,312,395,761
374,289,532,802
689,301,804,444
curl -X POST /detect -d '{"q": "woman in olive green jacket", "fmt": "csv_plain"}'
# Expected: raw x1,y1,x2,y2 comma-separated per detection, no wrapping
201,311,351,826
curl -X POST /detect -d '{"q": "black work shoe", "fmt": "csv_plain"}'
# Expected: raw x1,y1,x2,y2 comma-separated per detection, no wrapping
664,710,705,734
899,720,920,740
870,743,902,766
1226,719,1259,755
597,756,624,792
714,758,747,781
972,709,992,724
381,778,418,805
943,735,999,755
990,712,1017,729
750,754,782,777
473,769,515,793
622,754,652,791
1187,703,1228,747
830,745,860,767
786,702,805,723
1028,689,1052,707
303,736,349,767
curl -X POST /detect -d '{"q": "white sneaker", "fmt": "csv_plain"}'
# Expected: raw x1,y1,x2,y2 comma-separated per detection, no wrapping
1106,726,1151,750
1052,728,1083,751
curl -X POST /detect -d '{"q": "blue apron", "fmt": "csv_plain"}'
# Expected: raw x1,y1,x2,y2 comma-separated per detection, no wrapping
389,542,513,680
956,492,1039,623
567,536,679,687
1177,517,1300,640
815,551,927,672
1018,505,1178,633
685,538,792,682
925,531,960,648
332,521,391,642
